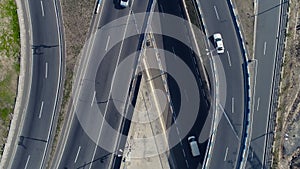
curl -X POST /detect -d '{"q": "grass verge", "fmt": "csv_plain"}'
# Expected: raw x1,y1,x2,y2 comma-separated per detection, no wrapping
0,0,20,156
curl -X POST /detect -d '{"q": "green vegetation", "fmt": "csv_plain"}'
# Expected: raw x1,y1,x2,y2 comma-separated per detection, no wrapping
0,73,14,103
0,108,12,122
0,0,20,58
0,0,20,150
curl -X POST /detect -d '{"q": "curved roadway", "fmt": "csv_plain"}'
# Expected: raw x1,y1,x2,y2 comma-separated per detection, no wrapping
10,0,63,168
198,0,246,168
54,1,150,168
53,0,213,169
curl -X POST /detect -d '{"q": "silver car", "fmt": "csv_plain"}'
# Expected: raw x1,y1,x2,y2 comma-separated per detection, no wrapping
120,0,129,8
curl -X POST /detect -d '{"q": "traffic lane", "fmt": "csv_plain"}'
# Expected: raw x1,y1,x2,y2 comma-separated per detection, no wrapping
89,103,126,169
30,0,59,45
90,104,122,169
152,5,211,165
164,52,210,169
11,0,61,168
18,53,59,138
159,0,243,168
13,49,58,167
57,39,125,168
166,70,210,169
57,118,99,169
249,0,281,165
22,0,60,139
11,137,46,169
98,0,149,28
209,116,240,169
155,31,211,168
199,0,245,153
250,62,276,157
57,6,142,168
255,0,280,61
23,0,60,142
89,34,140,169
156,0,185,18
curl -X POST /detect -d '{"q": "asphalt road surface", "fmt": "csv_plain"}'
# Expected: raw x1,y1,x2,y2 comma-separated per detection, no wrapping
197,0,246,168
55,0,215,168
55,0,150,168
154,0,212,168
10,0,63,168
246,0,282,168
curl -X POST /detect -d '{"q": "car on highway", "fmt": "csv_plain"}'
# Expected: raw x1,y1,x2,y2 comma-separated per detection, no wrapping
213,33,225,54
120,0,129,8
188,136,200,157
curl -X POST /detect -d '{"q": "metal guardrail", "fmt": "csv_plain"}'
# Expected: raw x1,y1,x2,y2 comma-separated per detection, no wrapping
226,0,290,168
224,0,252,168
264,0,289,168
190,1,219,169
193,0,252,168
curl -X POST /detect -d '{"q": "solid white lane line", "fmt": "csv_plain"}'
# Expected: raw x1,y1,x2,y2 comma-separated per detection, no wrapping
74,146,81,163
45,62,48,79
160,4,165,17
176,127,180,135
227,51,232,66
214,6,220,20
263,41,267,55
184,90,189,101
105,35,110,51
196,68,199,75
88,8,133,169
172,46,177,60
231,97,234,113
224,147,229,161
39,101,44,119
193,57,196,64
256,97,260,111
219,103,240,140
91,91,96,107
40,1,45,16
185,159,190,168
24,155,30,169
205,100,209,107
42,0,64,168
182,149,186,157
172,46,176,55
131,11,139,33
201,89,205,96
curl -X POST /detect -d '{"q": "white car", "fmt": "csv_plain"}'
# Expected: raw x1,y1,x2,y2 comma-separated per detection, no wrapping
188,136,200,157
213,33,225,54
120,0,129,8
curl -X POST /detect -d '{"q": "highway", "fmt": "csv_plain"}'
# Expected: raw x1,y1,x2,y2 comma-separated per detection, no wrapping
54,0,150,168
9,0,63,168
155,0,211,168
197,0,246,168
52,0,216,168
246,0,284,168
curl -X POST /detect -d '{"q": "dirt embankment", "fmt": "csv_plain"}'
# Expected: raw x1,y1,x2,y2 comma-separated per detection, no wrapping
273,0,300,168
231,0,254,59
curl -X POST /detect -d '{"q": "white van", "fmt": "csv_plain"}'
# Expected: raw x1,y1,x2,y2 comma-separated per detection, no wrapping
188,136,200,157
